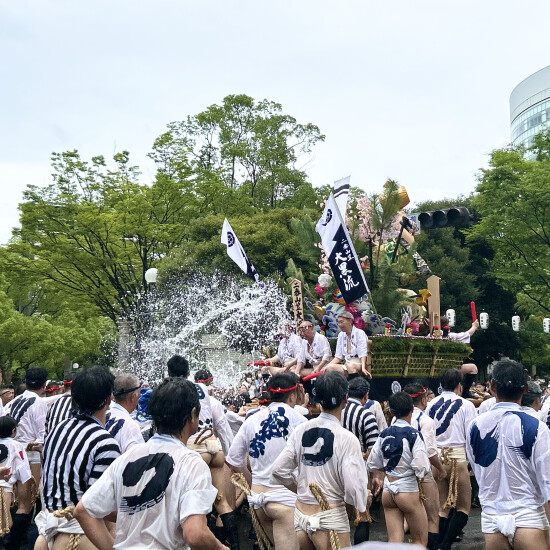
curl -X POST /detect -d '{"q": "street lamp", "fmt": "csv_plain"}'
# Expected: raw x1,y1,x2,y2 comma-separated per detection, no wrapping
145,268,158,284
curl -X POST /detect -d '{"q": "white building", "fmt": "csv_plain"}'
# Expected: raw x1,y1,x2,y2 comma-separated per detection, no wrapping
510,65,550,150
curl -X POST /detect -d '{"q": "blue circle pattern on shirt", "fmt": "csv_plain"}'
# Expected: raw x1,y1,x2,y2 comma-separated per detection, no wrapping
301,427,335,467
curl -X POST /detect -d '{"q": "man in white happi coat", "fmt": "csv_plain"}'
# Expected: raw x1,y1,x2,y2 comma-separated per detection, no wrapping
167,354,239,550
266,323,305,377
426,368,477,550
227,373,306,549
271,371,370,550
325,312,370,378
106,374,145,453
466,360,550,550
297,321,332,377
402,383,447,550
75,377,228,550
4,366,48,549
368,392,431,547
362,381,388,433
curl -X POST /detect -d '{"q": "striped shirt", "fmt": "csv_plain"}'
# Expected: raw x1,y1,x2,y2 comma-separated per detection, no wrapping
42,415,120,511
45,394,73,436
341,398,379,453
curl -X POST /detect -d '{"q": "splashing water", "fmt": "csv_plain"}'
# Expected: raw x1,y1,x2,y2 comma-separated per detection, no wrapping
127,272,291,387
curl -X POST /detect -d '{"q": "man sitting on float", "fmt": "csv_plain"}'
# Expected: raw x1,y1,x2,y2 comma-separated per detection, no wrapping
296,320,332,378
325,311,371,378
264,322,305,377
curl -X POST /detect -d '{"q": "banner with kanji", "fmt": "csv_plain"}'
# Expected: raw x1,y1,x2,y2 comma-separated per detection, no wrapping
316,193,369,303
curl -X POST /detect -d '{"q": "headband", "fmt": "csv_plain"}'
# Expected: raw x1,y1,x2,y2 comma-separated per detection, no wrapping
45,386,60,394
269,385,297,394
407,388,427,398
113,383,142,397
63,380,73,387
196,377,213,384
258,397,270,404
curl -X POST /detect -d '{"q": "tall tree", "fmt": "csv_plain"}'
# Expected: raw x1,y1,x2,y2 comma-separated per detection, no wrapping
469,145,550,316
152,94,324,211
8,151,191,323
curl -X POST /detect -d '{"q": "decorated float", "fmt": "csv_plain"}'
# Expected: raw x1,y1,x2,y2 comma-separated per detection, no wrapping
286,179,473,400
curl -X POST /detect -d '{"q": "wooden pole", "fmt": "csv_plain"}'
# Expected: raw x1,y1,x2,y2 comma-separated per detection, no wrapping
427,275,441,333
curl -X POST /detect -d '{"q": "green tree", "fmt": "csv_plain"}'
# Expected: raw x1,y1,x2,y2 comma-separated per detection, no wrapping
413,198,479,328
8,151,192,323
470,145,550,316
153,94,324,211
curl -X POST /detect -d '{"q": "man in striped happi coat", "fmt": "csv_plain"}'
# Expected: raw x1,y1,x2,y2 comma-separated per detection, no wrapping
35,366,120,550
341,377,379,456
341,377,379,544
44,373,76,436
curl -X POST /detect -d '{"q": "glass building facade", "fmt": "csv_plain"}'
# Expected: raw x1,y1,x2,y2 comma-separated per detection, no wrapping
510,66,550,150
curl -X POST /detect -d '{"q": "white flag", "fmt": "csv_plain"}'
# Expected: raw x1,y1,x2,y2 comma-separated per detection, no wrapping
221,219,259,282
333,176,351,219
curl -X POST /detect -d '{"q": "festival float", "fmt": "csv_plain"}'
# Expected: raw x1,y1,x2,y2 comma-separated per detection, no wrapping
286,179,472,400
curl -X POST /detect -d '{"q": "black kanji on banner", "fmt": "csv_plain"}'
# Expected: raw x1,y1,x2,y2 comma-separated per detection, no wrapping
316,193,369,304
329,225,367,302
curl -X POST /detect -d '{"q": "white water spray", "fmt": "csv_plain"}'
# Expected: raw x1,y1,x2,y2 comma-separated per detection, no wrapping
127,272,291,387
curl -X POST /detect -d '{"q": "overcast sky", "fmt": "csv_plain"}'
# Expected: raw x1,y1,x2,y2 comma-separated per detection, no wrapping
1,0,549,244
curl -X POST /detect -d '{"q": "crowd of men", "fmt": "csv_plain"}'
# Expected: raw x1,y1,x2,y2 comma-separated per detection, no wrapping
0,314,547,549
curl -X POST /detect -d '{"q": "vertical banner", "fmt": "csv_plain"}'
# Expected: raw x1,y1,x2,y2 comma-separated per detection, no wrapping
291,278,304,333
316,193,369,303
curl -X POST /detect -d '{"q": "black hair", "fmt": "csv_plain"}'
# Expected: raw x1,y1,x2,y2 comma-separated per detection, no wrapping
167,355,189,378
0,416,16,439
413,377,430,388
72,366,114,416
63,372,77,383
403,382,426,406
25,367,48,390
314,371,348,411
149,378,199,435
441,368,463,392
492,360,528,400
522,381,542,407
389,392,414,418
267,373,298,403
348,378,370,399
194,368,212,382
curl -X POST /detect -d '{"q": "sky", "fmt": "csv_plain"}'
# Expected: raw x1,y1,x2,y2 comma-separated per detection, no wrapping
1,0,550,244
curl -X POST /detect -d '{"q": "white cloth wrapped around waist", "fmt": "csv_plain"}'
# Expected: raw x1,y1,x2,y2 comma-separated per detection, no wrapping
383,475,419,495
438,446,467,463
26,450,41,464
248,488,297,510
35,510,83,550
0,481,13,493
294,505,349,534
481,506,549,544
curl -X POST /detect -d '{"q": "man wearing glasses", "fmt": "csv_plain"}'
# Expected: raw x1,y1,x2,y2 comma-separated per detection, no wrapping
298,321,332,377
106,374,145,454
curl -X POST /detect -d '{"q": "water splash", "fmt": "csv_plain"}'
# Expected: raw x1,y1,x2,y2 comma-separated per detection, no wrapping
127,272,290,387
